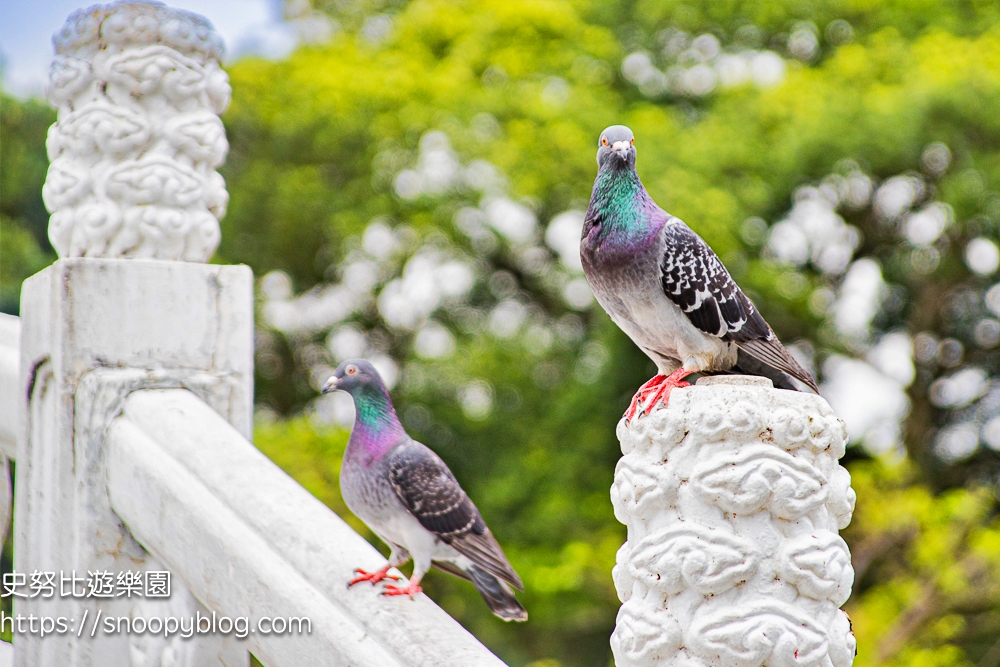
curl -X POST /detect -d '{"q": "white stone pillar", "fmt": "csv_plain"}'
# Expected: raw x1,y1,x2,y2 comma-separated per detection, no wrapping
610,376,857,667
43,1,229,260
16,3,249,665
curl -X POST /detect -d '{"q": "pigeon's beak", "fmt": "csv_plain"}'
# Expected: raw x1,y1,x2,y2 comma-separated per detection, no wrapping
321,376,339,394
612,140,631,162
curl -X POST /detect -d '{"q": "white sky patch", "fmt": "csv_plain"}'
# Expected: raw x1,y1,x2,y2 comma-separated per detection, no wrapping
764,187,860,275
413,321,455,359
362,220,398,259
367,354,399,390
376,251,474,330
378,256,443,329
436,261,475,298
965,238,1000,276
341,258,380,294
459,380,493,420
831,259,885,339
563,278,594,310
750,51,785,86
984,416,1000,451
929,367,988,408
621,43,785,98
327,325,368,361
934,423,980,463
260,270,293,300
484,197,537,243
264,283,359,333
310,391,356,428
545,210,585,272
821,354,910,455
903,202,952,247
866,332,914,387
0,0,300,98
489,300,526,338
986,283,1000,316
874,174,924,221
394,131,504,201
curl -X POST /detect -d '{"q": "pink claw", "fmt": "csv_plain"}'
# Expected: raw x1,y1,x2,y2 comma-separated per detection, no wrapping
349,565,401,587
624,369,692,424
381,581,423,599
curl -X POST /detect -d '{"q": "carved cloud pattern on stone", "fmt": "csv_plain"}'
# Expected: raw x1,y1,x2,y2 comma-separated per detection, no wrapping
688,601,830,667
611,380,856,667
629,524,759,595
612,455,678,522
42,2,231,261
780,531,854,605
612,600,683,666
692,445,828,519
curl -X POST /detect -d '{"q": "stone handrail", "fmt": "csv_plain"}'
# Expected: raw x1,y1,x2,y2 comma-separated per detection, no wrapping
106,388,507,667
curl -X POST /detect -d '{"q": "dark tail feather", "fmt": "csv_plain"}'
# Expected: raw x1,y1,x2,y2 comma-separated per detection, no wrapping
733,343,818,392
468,565,527,622
731,350,801,391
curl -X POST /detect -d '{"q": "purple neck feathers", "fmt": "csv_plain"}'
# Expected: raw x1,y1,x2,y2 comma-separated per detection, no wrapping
585,161,663,252
346,385,407,465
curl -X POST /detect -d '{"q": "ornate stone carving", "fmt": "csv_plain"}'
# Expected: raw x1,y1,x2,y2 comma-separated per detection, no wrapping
611,376,857,667
43,2,230,261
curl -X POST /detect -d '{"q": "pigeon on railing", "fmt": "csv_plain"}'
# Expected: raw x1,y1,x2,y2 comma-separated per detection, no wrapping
322,360,527,621
580,125,818,423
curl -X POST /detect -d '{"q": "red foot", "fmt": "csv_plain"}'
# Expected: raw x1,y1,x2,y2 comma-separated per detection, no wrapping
382,581,423,599
624,369,692,424
349,564,401,587
624,375,665,423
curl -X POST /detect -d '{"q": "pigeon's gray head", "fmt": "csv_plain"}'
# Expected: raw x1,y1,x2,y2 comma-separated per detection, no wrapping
596,125,635,168
321,359,385,395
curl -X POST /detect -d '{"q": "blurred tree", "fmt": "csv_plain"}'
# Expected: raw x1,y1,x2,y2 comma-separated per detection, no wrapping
4,0,1000,665
0,94,56,315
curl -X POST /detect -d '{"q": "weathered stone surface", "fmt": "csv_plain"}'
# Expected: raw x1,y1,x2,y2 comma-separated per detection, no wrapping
15,259,253,667
108,389,509,667
43,2,230,261
611,377,857,667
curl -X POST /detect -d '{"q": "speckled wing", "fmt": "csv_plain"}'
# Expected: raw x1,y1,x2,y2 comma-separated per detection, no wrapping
386,440,523,590
659,221,818,391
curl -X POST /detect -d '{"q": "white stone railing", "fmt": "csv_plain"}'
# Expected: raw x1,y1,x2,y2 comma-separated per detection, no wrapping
5,259,509,667
2,2,510,665
107,388,508,667
611,376,857,667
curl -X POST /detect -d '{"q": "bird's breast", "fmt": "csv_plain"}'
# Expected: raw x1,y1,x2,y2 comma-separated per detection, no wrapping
340,456,400,525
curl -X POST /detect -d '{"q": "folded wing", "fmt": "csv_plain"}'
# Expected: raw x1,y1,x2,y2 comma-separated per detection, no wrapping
386,441,523,590
659,220,818,391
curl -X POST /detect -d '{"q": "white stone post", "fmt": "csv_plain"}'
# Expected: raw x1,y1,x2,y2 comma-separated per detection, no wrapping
610,376,857,667
16,3,249,665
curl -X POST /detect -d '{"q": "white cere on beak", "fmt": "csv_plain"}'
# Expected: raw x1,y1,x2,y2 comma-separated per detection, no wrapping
611,140,631,161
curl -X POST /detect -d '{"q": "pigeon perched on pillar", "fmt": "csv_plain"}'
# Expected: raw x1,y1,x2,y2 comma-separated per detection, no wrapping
322,360,527,621
580,125,818,422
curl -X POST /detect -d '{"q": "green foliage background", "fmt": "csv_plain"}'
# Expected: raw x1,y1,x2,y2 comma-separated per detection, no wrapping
5,1,1000,666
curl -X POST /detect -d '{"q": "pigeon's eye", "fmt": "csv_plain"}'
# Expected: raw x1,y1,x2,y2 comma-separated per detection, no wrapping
630,137,635,145
601,136,608,146
346,365,358,376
